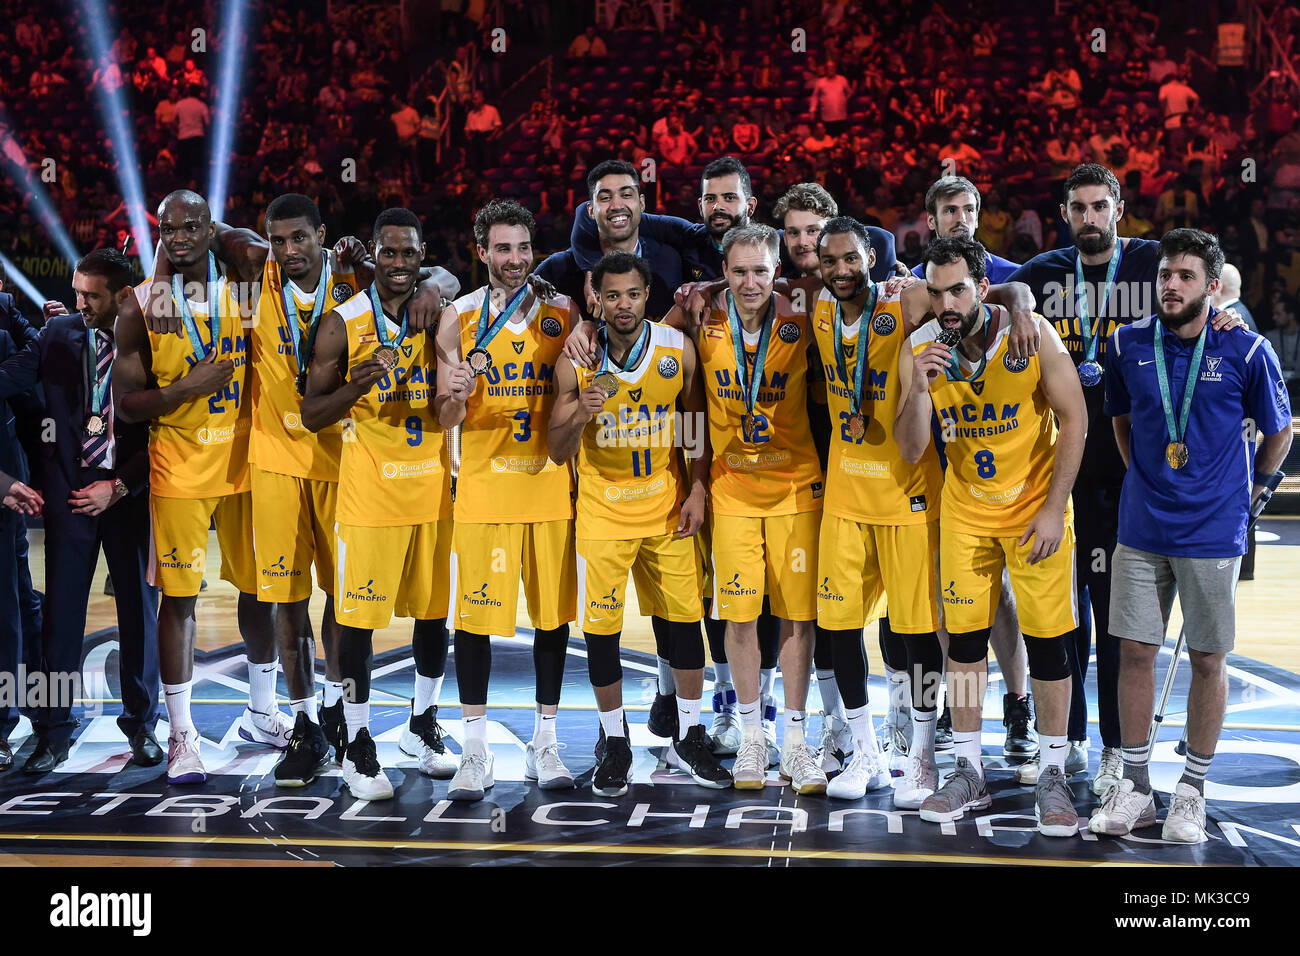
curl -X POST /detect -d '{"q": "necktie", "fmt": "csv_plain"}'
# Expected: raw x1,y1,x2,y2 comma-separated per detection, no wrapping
81,329,115,469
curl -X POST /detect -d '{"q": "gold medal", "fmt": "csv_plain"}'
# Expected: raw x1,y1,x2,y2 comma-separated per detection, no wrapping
847,411,867,440
1166,441,1189,470
374,346,399,371
591,371,620,398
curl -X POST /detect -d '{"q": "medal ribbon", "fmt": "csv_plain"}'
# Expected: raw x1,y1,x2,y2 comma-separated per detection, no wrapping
1074,239,1123,366
368,281,411,349
598,319,651,375
726,291,775,420
833,283,878,413
281,252,330,374
1152,314,1207,448
83,327,112,415
945,306,991,382
474,283,529,350
171,252,221,363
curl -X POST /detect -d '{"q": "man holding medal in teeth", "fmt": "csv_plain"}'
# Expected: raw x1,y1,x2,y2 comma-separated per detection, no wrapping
435,199,580,801
896,235,1088,837
1091,229,1292,843
300,207,453,800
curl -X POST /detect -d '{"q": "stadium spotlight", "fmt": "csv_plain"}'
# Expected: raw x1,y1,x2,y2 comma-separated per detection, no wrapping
207,0,254,220
0,109,81,268
0,250,51,309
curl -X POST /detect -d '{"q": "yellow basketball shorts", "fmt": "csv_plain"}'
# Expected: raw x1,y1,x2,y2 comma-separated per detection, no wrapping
451,519,577,636
149,491,256,597
818,516,939,633
334,518,452,630
576,532,703,636
694,512,713,600
251,466,338,602
709,509,820,623
940,523,1079,637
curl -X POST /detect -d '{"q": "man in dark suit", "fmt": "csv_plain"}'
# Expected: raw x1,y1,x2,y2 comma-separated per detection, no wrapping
0,274,44,771
0,249,161,772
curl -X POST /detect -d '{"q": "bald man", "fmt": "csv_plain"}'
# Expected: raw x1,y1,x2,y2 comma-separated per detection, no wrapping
1211,264,1256,332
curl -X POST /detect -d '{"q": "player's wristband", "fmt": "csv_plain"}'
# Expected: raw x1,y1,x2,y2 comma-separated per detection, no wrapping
1254,470,1285,492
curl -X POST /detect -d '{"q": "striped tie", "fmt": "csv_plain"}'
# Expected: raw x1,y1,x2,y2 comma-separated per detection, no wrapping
81,329,115,469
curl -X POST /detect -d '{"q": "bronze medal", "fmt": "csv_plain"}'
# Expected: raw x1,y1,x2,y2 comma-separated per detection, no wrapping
592,371,620,398
466,347,492,375
374,346,399,371
1166,441,1189,470
847,411,867,441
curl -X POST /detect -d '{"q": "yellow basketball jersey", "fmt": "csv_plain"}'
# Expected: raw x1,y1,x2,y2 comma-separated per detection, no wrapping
333,290,451,528
698,291,823,517
249,252,358,481
576,322,686,539
453,285,575,524
138,275,250,498
811,287,942,524
912,314,1062,535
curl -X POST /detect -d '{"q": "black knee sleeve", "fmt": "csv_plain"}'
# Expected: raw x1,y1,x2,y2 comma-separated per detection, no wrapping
454,630,492,706
651,615,672,660
703,608,727,663
905,631,944,713
585,631,622,687
1024,632,1073,682
533,624,569,706
669,620,705,671
878,615,908,670
813,625,834,670
947,628,992,665
338,625,374,702
757,608,780,669
828,627,868,710
412,617,449,679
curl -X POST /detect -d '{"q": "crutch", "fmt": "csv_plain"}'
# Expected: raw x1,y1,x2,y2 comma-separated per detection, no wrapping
1146,478,1283,755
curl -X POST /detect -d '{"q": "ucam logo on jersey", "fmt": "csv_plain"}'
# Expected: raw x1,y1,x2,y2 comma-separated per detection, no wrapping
1202,355,1224,383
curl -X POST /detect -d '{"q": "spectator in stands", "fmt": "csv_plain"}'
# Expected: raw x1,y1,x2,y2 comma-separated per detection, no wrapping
567,26,608,61
938,130,981,176
802,121,836,155
464,89,502,168
1213,264,1258,332
1148,44,1179,85
656,115,697,169
1266,297,1300,387
174,85,210,182
154,84,180,132
809,60,852,136
732,112,761,155
1159,68,1201,155
1041,49,1082,112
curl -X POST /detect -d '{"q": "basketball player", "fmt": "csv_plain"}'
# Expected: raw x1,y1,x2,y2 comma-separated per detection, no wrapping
299,207,455,800
114,190,289,784
665,224,827,792
896,236,1087,837
548,251,731,794
208,194,458,784
436,199,580,801
1007,165,1245,791
912,175,1036,761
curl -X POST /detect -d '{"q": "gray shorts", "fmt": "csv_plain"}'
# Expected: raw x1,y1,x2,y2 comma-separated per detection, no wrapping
1109,543,1240,655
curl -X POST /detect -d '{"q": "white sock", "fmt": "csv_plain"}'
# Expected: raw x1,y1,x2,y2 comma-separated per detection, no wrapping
323,681,343,707
759,667,776,700
414,674,443,715
534,710,557,747
343,701,368,743
713,662,731,684
738,697,762,730
248,661,279,714
912,709,937,756
784,708,806,745
954,732,983,778
815,668,842,718
291,697,319,723
1041,733,1069,772
657,657,675,695
599,707,625,738
463,714,487,747
886,666,909,716
845,704,880,754
677,694,701,736
163,680,195,736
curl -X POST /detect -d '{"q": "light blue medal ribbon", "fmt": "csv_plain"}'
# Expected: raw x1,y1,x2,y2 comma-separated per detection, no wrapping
84,328,112,414
474,283,530,350
944,306,991,382
368,280,411,350
598,319,651,375
280,252,330,374
726,290,775,441
1152,316,1207,469
833,283,878,415
171,252,221,362
1074,239,1123,386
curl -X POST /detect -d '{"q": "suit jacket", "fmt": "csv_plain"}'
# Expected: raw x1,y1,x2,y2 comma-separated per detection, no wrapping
0,292,39,484
0,313,149,499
